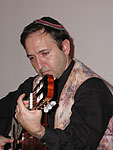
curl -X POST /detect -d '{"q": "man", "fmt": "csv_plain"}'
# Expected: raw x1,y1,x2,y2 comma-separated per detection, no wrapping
0,17,113,150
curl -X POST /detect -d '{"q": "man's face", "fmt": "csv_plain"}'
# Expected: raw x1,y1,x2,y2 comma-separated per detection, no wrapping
25,31,71,78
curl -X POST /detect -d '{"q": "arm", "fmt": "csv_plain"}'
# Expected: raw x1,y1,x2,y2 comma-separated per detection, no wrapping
0,77,34,136
0,91,17,136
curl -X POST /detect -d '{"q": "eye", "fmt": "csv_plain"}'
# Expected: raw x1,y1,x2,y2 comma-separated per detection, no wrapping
41,51,49,57
28,56,35,61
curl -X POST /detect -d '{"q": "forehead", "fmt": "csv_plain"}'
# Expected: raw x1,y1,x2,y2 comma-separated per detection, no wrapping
26,30,55,43
25,30,57,51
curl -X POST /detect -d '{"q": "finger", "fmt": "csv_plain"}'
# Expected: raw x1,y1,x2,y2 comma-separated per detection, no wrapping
15,105,20,113
17,93,27,111
0,146,4,150
23,100,29,108
8,138,14,143
5,138,14,144
0,136,14,146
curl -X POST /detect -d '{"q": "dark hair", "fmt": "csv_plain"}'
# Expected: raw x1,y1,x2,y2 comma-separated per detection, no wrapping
20,18,70,50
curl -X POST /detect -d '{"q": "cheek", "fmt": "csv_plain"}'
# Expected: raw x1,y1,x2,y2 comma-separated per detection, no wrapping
31,62,38,72
31,61,35,68
51,55,66,72
50,57,59,68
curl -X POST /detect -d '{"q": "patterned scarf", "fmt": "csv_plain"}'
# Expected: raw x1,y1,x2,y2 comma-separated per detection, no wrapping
54,59,113,149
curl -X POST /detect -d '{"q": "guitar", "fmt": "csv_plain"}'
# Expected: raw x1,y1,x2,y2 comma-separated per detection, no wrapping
8,75,55,150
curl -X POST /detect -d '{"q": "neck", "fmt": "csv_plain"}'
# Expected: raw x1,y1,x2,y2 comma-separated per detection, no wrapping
65,56,72,70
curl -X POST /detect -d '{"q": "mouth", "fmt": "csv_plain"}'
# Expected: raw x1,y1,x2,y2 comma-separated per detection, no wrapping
39,68,53,76
42,71,50,75
39,69,49,75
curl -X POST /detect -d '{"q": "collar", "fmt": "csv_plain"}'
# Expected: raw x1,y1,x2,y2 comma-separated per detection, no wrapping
56,60,75,101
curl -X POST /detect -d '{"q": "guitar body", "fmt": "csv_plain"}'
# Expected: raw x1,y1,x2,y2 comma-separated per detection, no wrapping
22,132,46,150
7,125,46,150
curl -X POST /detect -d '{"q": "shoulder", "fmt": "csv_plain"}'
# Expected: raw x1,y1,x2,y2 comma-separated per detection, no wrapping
20,76,36,86
15,76,37,99
75,77,113,104
77,77,111,92
0,76,36,102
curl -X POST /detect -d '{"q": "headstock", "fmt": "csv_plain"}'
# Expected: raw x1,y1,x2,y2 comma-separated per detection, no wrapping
29,75,56,113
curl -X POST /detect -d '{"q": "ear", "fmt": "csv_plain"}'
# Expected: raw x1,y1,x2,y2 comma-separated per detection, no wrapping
62,39,71,55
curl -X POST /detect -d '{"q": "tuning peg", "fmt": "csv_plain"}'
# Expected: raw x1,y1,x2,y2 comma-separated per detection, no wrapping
50,101,56,107
47,103,52,110
44,106,49,113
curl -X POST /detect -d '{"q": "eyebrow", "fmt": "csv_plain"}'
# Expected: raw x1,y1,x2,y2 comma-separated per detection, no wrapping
27,49,50,57
27,54,32,57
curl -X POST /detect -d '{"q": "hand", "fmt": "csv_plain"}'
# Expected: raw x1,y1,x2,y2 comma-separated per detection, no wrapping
0,136,14,150
15,94,45,139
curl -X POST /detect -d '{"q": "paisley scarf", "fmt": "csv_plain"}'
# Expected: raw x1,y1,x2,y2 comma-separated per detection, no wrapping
54,59,113,149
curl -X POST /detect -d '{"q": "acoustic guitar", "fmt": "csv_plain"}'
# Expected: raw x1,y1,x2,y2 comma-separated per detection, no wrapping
7,75,55,150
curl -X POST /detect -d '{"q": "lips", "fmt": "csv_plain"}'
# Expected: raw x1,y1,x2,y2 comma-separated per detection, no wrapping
40,68,50,75
42,70,50,75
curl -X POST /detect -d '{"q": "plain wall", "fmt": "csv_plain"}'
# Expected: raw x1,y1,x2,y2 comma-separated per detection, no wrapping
0,0,113,98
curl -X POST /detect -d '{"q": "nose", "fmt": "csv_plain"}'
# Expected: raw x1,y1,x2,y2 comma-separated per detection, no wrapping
35,56,44,70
